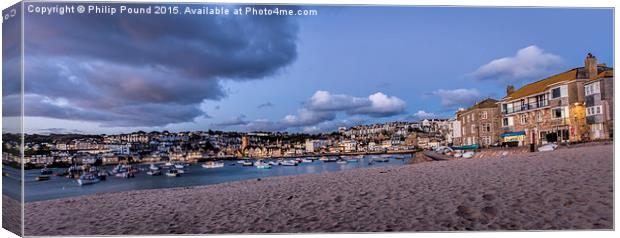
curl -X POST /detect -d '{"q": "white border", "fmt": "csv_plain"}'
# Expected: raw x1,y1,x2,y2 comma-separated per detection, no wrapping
0,1,617,238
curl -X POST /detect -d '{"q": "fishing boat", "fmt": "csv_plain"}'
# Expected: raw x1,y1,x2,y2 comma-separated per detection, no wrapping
280,160,298,166
77,173,100,186
166,169,180,177
146,170,162,176
255,161,272,169
202,161,225,169
36,175,50,181
40,167,53,175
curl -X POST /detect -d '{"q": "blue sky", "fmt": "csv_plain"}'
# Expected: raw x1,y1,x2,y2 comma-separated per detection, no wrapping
5,4,613,134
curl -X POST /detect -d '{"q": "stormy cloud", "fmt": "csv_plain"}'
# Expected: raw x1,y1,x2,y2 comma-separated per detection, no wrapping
12,3,299,127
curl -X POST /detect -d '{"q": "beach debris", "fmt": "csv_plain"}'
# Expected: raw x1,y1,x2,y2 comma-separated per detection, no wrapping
256,178,262,181
537,143,558,152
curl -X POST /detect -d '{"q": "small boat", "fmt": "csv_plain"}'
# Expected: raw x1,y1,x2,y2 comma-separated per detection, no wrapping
166,169,180,177
77,173,100,186
462,151,475,159
174,163,185,169
537,143,558,152
301,158,313,163
255,161,272,169
149,164,161,171
280,160,298,166
373,157,389,162
241,161,254,166
164,161,174,167
36,175,50,181
97,171,108,181
147,170,162,176
112,164,128,174
202,161,225,169
336,159,347,164
40,167,53,175
319,156,329,161
237,160,247,164
322,157,338,162
268,161,279,166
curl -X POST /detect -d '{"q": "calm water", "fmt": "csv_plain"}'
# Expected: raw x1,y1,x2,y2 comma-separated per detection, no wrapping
17,155,411,202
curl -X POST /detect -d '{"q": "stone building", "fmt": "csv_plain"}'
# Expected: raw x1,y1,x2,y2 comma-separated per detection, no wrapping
583,54,614,140
498,53,613,146
456,98,502,147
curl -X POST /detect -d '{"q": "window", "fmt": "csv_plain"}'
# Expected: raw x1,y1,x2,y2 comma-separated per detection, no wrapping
502,117,514,127
552,107,568,119
585,82,600,96
471,124,476,134
482,136,491,145
551,85,568,99
586,106,603,116
481,111,488,120
520,114,528,124
536,111,543,122
484,123,491,132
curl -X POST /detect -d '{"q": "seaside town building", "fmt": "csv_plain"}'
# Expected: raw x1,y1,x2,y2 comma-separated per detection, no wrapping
498,53,613,146
456,98,502,147
583,58,614,140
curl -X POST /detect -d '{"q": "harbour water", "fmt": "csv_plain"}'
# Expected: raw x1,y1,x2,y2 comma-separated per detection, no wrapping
17,154,412,202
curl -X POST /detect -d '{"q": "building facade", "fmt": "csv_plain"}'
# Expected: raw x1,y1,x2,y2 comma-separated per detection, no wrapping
584,60,614,140
499,53,613,146
456,98,502,147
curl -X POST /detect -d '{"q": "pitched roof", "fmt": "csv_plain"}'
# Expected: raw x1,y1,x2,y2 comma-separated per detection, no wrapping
468,98,498,110
503,65,613,101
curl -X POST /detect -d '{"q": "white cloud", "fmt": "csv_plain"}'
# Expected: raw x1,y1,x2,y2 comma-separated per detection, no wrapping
306,91,406,117
472,45,563,83
212,90,406,132
432,88,481,109
412,110,436,119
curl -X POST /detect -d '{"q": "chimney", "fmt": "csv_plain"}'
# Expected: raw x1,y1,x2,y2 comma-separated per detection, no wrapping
506,85,515,95
585,53,597,79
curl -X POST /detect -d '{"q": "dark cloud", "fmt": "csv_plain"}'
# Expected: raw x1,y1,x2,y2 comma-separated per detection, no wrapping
210,115,249,128
14,3,299,127
432,88,482,109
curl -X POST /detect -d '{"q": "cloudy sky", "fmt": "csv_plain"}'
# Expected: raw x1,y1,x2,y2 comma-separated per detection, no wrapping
3,4,613,134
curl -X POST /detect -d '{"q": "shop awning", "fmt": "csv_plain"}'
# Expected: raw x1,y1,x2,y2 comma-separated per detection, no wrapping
501,131,526,137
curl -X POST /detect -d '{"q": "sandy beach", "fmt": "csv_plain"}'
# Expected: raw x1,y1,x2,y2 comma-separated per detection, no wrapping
24,144,613,235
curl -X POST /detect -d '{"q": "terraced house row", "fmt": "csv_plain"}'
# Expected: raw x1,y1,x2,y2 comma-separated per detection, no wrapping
453,53,614,147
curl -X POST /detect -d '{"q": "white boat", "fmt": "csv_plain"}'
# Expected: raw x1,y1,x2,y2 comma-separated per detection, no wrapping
280,160,298,166
241,161,254,166
174,164,185,169
77,173,100,186
255,161,272,169
149,164,160,171
166,169,180,177
268,161,279,166
301,158,313,163
202,161,225,169
319,156,329,161
146,170,162,176
462,151,475,159
164,161,174,167
336,159,347,164
237,160,246,164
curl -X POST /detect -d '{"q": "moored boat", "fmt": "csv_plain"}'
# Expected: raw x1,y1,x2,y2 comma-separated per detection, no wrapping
241,161,254,166
77,173,100,185
255,161,272,169
166,169,180,177
280,160,298,166
202,161,225,169
36,175,50,181
146,170,162,176
373,157,390,162
336,159,347,164
40,167,53,175
149,164,161,171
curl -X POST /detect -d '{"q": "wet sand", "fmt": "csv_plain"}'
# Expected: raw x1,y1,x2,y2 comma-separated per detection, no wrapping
24,144,613,235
